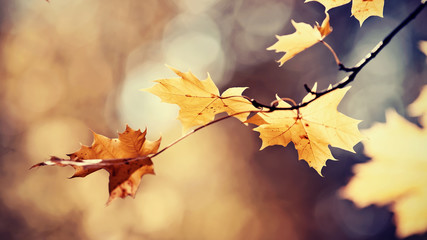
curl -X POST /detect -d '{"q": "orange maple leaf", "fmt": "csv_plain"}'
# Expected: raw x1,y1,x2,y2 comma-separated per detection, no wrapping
31,125,161,205
246,84,362,175
267,13,332,66
341,86,427,238
144,66,258,132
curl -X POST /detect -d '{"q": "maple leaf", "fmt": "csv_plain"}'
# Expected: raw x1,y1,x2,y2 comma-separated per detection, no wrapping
351,0,384,26
144,66,258,132
31,125,161,205
341,86,427,238
267,13,332,66
305,0,351,12
246,84,362,175
306,0,383,26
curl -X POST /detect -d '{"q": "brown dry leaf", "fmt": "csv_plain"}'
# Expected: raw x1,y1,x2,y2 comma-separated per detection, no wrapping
246,84,362,175
267,13,332,66
305,0,351,12
341,87,427,238
31,125,161,205
351,0,384,26
144,66,258,132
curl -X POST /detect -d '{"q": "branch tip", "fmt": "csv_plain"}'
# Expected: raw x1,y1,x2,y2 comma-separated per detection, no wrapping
304,84,313,94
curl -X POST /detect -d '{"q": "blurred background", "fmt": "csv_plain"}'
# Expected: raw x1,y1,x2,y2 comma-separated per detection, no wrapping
0,0,426,239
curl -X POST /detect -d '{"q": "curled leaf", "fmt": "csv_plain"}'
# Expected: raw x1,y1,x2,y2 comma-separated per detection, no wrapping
31,125,161,205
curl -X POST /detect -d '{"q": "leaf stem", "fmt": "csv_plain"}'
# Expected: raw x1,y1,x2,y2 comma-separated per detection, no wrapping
321,40,341,66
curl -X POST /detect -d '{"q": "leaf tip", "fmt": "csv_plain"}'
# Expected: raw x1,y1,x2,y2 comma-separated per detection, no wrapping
166,65,181,75
29,162,45,170
313,164,326,177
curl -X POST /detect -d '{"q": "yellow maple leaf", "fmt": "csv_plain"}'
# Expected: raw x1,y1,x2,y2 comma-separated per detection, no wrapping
305,0,351,12
246,85,362,175
341,86,427,238
267,13,332,66
31,125,161,205
351,0,384,26
144,66,258,132
306,0,383,26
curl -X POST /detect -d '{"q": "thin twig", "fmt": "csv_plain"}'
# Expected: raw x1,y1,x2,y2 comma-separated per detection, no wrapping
270,97,297,107
151,110,265,159
338,63,358,72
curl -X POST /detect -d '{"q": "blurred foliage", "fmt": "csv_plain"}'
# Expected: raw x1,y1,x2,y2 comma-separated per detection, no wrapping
0,0,426,239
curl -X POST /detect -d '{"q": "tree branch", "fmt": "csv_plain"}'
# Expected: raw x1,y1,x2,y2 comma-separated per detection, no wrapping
150,0,426,159
247,0,426,112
